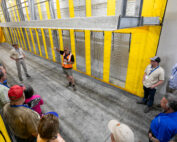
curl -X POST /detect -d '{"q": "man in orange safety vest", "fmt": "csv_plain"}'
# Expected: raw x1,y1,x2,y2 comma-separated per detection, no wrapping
55,47,76,91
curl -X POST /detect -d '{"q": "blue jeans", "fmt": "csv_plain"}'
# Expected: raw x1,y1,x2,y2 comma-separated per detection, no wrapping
143,86,156,107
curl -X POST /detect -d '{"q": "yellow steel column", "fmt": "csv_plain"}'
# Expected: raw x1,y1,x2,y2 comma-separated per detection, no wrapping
24,0,32,52
56,0,64,63
85,0,92,75
11,2,24,49
36,0,48,59
68,0,76,70
13,28,21,46
11,28,17,43
4,28,11,43
45,1,56,62
0,4,14,44
29,29,37,53
35,28,42,56
103,0,116,82
15,0,27,50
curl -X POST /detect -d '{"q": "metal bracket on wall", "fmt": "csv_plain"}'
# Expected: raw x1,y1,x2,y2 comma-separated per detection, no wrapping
0,16,160,31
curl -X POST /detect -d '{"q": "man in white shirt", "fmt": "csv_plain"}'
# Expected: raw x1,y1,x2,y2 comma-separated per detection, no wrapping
10,44,30,81
0,69,9,109
137,56,165,113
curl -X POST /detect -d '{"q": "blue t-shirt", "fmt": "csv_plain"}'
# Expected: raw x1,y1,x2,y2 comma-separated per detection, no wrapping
169,63,177,89
150,112,177,142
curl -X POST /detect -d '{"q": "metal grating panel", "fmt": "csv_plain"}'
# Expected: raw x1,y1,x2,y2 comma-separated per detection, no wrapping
37,29,46,56
92,0,107,16
62,30,71,50
74,0,86,17
126,0,136,16
75,32,86,72
109,33,130,87
59,0,70,18
31,29,40,55
91,32,104,79
43,29,53,60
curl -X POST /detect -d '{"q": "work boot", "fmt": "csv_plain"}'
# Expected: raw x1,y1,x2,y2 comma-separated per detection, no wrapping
66,82,72,88
19,78,23,81
144,106,152,113
26,74,31,78
73,85,77,91
137,100,146,105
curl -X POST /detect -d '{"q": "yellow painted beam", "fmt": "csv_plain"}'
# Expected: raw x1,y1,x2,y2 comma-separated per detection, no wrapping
69,0,76,69
41,29,49,59
85,30,91,75
24,0,32,52
56,0,61,18
29,29,37,54
13,28,21,47
24,29,32,52
16,28,24,49
103,0,116,82
15,0,27,50
103,31,112,82
11,28,17,43
85,0,92,75
69,0,75,18
36,0,49,59
45,1,56,62
107,0,116,16
56,0,64,63
35,29,42,56
24,0,30,21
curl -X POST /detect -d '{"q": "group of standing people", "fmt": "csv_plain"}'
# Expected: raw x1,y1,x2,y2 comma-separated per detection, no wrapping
0,43,177,142
135,56,177,142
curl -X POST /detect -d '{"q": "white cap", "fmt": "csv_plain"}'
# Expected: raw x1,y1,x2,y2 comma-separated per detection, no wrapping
108,120,134,142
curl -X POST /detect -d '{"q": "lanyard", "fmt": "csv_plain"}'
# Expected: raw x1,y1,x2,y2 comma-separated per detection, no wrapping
0,82,9,88
10,104,30,109
173,69,177,75
148,66,159,76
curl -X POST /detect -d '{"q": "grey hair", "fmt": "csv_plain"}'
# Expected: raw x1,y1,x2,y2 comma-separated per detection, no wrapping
164,93,177,112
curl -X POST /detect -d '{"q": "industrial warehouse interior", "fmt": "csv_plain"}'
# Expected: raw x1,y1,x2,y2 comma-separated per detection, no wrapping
0,0,177,142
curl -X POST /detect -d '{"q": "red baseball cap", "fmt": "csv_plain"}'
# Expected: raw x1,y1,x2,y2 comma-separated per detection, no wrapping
8,85,25,101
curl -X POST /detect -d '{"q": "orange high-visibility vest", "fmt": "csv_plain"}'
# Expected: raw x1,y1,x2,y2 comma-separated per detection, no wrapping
62,53,73,68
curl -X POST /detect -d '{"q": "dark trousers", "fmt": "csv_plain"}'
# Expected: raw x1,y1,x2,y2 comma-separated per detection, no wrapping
143,86,156,107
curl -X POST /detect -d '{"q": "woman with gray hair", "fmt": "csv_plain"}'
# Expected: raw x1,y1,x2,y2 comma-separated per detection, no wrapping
149,93,177,142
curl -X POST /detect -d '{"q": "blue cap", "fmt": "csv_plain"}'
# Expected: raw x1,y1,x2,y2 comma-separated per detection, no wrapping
44,112,59,118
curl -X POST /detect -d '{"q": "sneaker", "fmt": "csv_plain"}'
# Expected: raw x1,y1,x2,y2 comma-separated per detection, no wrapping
137,100,146,105
26,74,31,78
144,106,152,113
66,82,72,88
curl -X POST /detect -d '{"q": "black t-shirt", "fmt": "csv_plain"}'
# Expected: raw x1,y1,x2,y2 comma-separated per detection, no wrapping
60,51,74,62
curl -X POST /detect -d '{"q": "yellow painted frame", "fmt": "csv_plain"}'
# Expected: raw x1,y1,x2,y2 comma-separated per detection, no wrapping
68,0,76,70
85,0,91,75
56,0,64,63
36,0,49,59
45,1,56,62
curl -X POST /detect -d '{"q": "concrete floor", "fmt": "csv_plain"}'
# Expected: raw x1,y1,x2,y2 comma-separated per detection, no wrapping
0,43,161,142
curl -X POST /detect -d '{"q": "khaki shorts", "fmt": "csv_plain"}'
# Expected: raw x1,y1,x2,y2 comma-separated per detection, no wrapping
63,68,72,76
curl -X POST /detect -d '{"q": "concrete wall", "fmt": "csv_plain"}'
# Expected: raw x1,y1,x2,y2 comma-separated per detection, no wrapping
157,0,177,94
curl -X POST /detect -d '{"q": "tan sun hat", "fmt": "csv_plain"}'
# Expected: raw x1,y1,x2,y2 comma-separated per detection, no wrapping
108,120,134,142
